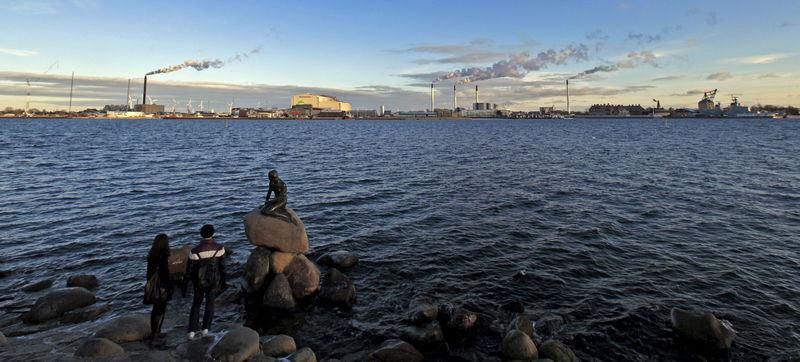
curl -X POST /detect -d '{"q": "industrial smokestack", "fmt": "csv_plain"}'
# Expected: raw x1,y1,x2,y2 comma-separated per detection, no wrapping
475,85,479,105
453,84,457,110
430,83,435,112
142,75,148,106
566,79,570,115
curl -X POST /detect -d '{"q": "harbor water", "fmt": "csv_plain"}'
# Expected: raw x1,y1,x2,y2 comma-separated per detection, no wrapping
1,118,798,360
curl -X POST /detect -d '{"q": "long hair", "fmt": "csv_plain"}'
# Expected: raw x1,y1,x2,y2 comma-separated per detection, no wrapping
148,233,170,261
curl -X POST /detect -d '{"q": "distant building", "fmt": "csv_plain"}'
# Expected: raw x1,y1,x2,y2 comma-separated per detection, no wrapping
351,109,378,118
291,93,352,111
473,102,498,110
539,106,554,114
134,104,165,114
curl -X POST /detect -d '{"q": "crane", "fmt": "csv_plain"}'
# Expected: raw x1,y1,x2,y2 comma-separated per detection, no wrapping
702,89,717,102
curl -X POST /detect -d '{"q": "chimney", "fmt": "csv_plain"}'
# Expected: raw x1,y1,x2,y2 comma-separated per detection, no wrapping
566,79,569,114
475,85,479,105
142,75,148,106
453,84,457,110
430,83,435,112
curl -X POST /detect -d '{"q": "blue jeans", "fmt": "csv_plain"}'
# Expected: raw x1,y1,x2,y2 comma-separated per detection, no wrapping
188,287,216,332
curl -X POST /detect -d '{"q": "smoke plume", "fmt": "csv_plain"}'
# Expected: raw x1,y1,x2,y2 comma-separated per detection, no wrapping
569,51,657,79
433,43,590,84
146,47,261,76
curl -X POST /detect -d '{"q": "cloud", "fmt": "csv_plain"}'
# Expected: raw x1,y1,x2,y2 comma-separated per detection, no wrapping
0,48,40,56
757,73,782,79
390,39,540,65
779,21,796,28
724,53,794,64
686,9,718,26
670,89,707,97
627,32,661,44
651,75,683,81
0,0,57,14
706,72,732,81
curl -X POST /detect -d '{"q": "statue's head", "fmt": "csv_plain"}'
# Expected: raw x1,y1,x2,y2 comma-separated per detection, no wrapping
268,169,278,181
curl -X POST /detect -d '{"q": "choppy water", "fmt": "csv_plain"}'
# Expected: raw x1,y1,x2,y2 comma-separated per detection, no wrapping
1,118,798,360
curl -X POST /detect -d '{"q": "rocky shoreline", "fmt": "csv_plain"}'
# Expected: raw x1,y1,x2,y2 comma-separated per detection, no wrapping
1,207,798,361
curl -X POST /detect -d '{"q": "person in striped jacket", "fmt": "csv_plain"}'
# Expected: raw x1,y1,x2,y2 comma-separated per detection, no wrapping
185,224,226,340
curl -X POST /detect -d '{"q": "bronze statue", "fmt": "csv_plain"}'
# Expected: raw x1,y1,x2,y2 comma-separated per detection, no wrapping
260,170,291,221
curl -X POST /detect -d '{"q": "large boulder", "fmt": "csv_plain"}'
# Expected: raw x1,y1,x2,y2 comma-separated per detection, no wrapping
168,246,192,279
22,279,53,292
284,255,320,299
372,339,424,362
23,287,96,324
507,315,535,339
244,208,308,253
74,338,126,359
317,251,359,269
501,329,538,360
402,320,444,347
59,303,110,324
287,347,317,362
67,274,99,289
94,314,151,343
270,251,296,274
210,326,261,362
408,296,438,324
539,340,578,362
262,334,296,357
671,308,736,350
446,307,478,333
245,247,272,294
319,268,356,309
263,274,296,310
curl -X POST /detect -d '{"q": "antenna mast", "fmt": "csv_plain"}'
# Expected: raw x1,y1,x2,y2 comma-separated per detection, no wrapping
68,72,74,114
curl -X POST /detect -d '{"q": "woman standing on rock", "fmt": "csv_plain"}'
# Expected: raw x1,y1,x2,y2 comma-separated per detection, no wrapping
146,233,173,345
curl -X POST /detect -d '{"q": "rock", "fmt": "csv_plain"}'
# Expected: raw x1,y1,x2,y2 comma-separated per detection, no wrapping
372,339,423,362
535,314,564,336
507,315,534,339
244,208,309,253
245,247,272,294
501,299,525,313
270,251,296,274
538,340,578,362
317,251,359,269
408,296,438,324
67,274,99,289
248,353,278,362
168,246,192,279
402,320,444,347
0,331,6,344
501,329,538,360
22,287,96,324
671,308,736,350
22,279,53,292
446,307,478,333
319,268,356,309
263,274,296,310
262,334,296,357
284,254,321,299
94,314,151,343
74,337,126,358
287,347,317,362
59,303,110,324
210,326,261,362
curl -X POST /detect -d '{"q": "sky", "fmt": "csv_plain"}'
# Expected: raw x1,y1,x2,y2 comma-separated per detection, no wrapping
1,0,798,112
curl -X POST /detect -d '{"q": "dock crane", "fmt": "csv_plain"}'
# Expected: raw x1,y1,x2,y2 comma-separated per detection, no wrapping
702,89,717,102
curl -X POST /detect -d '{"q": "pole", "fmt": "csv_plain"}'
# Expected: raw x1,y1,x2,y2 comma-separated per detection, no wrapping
68,71,74,114
566,79,570,115
126,79,131,111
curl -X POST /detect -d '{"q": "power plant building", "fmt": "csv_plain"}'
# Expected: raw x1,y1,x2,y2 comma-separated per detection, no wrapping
291,93,352,111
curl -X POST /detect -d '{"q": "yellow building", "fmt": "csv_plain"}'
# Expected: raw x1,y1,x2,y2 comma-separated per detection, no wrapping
291,93,352,111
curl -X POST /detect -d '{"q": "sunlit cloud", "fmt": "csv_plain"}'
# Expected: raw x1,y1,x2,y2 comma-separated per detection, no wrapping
724,53,794,64
0,48,40,56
